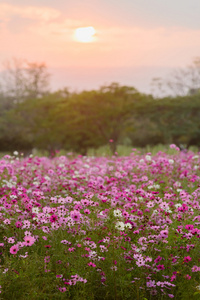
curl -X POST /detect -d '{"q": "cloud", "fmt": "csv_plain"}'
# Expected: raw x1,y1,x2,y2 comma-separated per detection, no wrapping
0,2,88,36
0,3,60,22
6,16,36,34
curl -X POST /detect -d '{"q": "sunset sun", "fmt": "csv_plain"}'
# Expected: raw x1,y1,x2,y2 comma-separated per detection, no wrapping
74,26,96,43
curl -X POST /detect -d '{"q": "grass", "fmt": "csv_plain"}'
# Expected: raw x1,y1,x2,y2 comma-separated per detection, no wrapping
1,143,197,159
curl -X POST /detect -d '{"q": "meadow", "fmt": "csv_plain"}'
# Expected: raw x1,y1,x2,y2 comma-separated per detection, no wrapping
0,145,200,299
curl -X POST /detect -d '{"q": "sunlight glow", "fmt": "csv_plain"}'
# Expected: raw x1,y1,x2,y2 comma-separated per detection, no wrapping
74,26,96,43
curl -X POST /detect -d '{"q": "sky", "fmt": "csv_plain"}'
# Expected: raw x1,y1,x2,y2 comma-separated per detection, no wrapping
0,0,200,93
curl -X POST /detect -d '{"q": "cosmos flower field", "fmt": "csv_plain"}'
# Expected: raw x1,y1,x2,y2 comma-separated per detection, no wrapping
0,147,200,299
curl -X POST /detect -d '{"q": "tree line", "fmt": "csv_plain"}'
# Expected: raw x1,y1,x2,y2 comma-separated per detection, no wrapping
0,58,200,155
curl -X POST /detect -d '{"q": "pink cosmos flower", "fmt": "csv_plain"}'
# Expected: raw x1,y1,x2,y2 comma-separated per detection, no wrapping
24,236,36,246
3,219,11,225
68,247,75,252
61,240,71,245
10,245,19,254
70,210,81,222
159,230,168,239
170,275,176,282
81,199,90,206
58,287,66,293
48,169,54,175
146,280,156,288
170,144,176,149
44,256,50,263
85,247,91,252
192,265,200,272
7,237,15,244
4,203,11,209
88,262,96,267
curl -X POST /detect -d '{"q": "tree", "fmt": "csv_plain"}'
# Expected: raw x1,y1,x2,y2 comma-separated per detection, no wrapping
0,58,50,106
23,61,50,99
5,83,144,155
66,83,144,154
151,57,200,97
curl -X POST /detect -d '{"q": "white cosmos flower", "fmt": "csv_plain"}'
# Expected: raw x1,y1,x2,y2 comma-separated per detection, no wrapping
113,209,122,217
145,155,152,161
115,221,125,231
32,207,40,214
148,184,160,190
192,155,199,159
168,159,174,164
124,223,132,229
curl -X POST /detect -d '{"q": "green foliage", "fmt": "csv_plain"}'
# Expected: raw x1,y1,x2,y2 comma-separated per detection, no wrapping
0,81,200,155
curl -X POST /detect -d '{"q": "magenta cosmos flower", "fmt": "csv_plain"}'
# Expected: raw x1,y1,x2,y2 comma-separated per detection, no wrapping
50,214,58,223
183,256,192,263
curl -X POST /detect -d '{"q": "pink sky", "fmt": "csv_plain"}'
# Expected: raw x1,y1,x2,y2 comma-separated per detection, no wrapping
0,1,200,93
